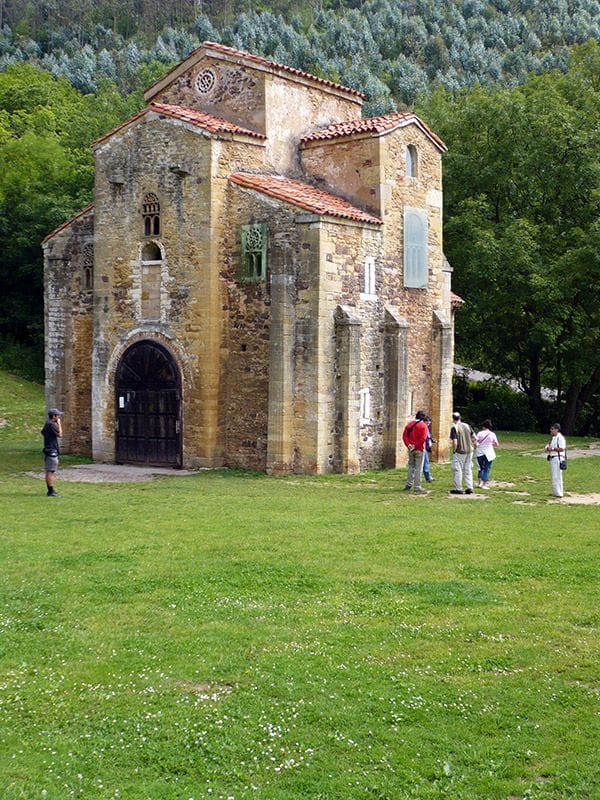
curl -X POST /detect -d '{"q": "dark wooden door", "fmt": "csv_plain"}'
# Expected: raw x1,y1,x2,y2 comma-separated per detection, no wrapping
115,341,181,466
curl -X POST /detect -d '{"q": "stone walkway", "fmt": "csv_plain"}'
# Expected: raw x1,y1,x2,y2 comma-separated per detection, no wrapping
28,463,199,483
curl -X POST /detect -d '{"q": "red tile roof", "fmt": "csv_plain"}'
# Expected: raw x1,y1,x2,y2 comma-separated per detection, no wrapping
230,173,382,225
145,41,365,103
42,203,94,244
301,111,447,152
93,103,265,148
451,291,465,307
149,103,266,138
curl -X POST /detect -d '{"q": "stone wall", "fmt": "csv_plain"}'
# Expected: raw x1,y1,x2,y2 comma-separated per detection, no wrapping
43,209,94,454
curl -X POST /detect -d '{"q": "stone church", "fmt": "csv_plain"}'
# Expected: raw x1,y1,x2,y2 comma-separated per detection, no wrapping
43,41,460,474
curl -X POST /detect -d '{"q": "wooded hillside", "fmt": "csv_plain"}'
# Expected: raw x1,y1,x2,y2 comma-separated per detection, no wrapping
0,1,598,432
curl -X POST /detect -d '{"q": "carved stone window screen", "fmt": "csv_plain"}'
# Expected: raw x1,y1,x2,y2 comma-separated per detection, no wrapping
241,224,267,282
143,193,160,236
82,243,94,291
195,68,216,95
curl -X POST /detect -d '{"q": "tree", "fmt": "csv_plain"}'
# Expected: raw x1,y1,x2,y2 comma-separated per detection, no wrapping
419,41,600,433
0,63,141,361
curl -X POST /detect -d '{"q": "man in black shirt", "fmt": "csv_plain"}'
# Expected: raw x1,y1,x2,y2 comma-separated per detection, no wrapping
41,408,63,497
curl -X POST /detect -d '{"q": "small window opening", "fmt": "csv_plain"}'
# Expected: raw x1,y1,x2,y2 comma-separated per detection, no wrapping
362,256,376,296
143,193,160,237
82,243,93,291
241,224,267,282
359,388,371,423
406,145,418,178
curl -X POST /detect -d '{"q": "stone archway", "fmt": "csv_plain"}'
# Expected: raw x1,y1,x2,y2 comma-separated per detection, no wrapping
115,340,181,467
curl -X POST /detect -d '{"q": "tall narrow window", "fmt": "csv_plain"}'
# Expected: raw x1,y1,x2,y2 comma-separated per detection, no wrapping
141,242,162,320
359,388,371,423
404,207,428,288
143,193,160,237
362,256,376,297
406,145,418,178
241,224,267,282
82,243,94,291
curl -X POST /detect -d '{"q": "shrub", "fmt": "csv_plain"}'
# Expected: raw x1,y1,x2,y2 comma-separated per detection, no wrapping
453,374,536,430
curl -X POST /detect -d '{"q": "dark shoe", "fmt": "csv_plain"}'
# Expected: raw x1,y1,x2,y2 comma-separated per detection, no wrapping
465,489,473,494
450,489,463,495
404,484,412,491
47,490,61,497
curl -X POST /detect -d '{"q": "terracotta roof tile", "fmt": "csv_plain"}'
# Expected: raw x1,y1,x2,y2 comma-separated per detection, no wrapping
93,103,265,148
301,111,447,152
451,291,465,307
149,103,266,138
230,173,382,225
42,203,94,244
145,41,365,102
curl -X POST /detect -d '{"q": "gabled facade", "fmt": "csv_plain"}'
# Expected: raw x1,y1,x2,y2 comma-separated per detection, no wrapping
43,41,457,473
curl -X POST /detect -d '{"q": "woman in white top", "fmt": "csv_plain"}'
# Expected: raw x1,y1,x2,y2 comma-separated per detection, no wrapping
544,423,566,497
474,419,499,488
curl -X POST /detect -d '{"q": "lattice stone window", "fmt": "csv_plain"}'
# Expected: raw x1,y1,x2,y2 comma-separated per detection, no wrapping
241,224,267,282
195,68,216,95
142,193,160,236
82,243,94,291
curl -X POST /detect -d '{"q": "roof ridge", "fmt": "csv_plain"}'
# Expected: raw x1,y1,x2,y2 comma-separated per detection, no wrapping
144,40,365,103
301,111,447,152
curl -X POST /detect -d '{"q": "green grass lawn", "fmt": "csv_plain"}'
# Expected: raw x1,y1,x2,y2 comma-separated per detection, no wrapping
1,371,599,800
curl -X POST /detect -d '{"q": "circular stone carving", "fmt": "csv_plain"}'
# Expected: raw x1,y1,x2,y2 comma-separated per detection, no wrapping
195,68,216,95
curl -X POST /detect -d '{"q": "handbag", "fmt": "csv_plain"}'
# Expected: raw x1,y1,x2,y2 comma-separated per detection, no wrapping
560,448,567,471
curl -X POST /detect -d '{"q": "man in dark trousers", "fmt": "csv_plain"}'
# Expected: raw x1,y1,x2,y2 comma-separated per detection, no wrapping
402,411,429,493
41,408,63,497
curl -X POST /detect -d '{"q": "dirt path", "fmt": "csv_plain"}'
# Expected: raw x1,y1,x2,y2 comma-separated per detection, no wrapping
28,463,198,483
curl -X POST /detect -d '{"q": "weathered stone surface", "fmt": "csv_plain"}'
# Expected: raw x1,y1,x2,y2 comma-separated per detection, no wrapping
43,43,457,473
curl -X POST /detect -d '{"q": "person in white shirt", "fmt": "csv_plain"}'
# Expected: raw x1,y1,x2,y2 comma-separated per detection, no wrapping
544,423,566,498
474,419,499,488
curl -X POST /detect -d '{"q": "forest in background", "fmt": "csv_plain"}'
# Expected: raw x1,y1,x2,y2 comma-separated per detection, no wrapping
0,1,598,432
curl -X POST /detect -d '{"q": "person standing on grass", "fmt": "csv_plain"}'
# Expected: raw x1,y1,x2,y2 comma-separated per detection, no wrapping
42,408,62,497
402,410,429,494
422,415,436,483
474,419,499,489
449,411,476,494
544,423,566,498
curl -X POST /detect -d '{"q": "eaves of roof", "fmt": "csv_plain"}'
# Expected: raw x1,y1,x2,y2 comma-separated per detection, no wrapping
230,173,382,226
92,103,265,149
301,111,447,153
42,203,94,244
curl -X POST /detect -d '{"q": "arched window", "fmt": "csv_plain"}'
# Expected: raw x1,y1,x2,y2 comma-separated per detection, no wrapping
142,193,160,236
406,145,418,178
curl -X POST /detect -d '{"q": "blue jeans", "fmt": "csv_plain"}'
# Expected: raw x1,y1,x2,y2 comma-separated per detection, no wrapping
477,454,492,482
423,449,431,480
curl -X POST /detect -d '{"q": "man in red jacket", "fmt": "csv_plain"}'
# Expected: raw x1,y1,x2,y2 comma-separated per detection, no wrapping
402,411,429,493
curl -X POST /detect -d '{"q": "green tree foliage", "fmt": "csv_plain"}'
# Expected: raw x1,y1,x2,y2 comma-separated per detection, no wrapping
0,63,141,357
419,41,600,433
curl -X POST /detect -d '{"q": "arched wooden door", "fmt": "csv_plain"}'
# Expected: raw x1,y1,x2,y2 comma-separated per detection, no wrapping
115,341,181,466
